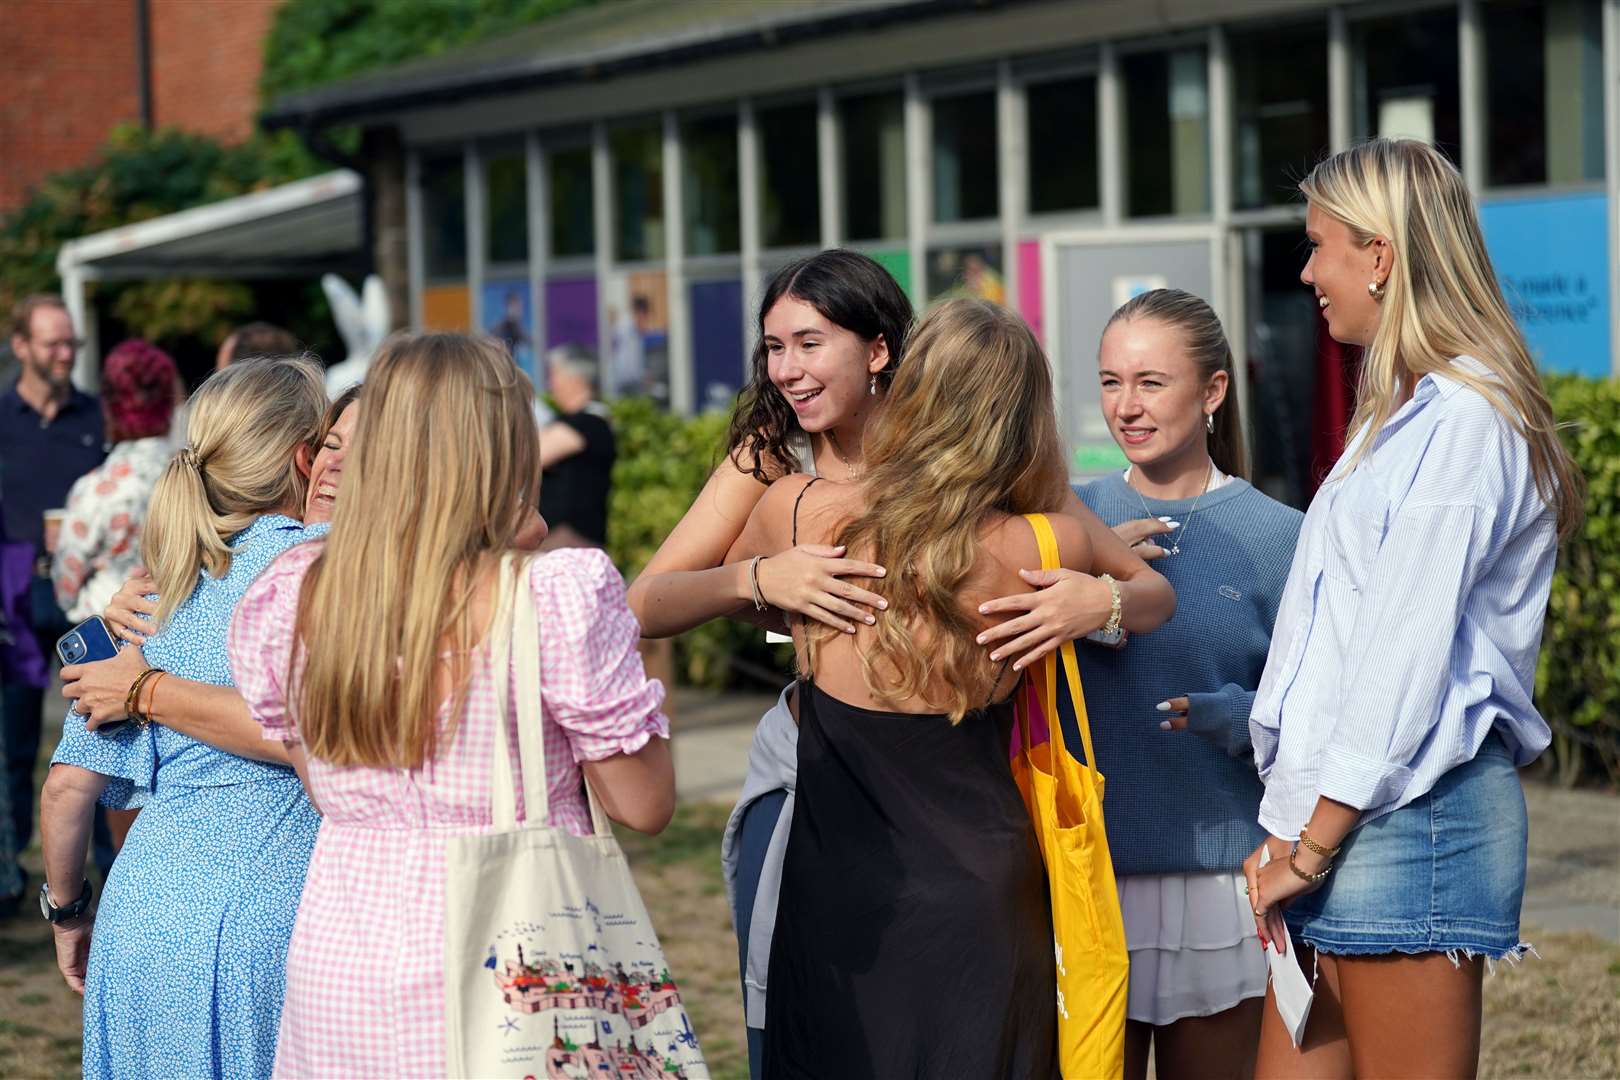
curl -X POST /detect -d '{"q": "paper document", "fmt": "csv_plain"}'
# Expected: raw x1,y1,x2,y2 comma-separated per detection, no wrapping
1259,846,1315,1048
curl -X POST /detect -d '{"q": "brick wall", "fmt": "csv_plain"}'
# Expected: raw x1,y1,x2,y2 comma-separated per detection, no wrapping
0,0,142,211
149,0,282,143
0,0,283,213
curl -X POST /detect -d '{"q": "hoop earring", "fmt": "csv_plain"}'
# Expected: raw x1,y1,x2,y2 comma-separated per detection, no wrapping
869,373,877,396
1368,279,1385,301
1205,413,1215,434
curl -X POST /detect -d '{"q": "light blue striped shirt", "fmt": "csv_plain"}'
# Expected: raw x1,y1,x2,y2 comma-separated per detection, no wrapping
1250,357,1557,839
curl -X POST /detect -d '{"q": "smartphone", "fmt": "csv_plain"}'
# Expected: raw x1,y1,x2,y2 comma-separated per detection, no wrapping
56,616,120,667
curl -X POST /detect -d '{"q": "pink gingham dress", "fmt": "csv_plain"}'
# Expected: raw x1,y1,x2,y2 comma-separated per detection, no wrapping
226,542,669,1079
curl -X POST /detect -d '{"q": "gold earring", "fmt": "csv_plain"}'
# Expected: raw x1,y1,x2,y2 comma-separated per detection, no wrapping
1368,279,1385,300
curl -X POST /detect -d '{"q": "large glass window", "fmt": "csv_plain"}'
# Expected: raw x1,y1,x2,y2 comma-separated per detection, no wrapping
932,91,998,222
1485,0,1605,187
421,153,467,280
1353,9,1461,163
840,91,908,242
682,113,740,256
1122,47,1211,218
612,123,664,262
483,148,528,265
759,101,820,248
548,145,594,259
1231,23,1329,209
1027,75,1099,214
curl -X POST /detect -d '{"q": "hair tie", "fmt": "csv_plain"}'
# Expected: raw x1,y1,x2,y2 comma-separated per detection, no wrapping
179,447,203,471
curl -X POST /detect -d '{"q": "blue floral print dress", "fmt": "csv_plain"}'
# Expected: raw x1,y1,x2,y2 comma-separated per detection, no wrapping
51,514,325,1080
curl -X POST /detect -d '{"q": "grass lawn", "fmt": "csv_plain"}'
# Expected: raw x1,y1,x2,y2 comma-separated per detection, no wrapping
3,800,1616,1079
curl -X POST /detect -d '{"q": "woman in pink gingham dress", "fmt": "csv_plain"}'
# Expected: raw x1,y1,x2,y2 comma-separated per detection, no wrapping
226,332,672,1079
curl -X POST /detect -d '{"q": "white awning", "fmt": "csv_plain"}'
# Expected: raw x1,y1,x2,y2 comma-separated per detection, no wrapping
57,170,364,389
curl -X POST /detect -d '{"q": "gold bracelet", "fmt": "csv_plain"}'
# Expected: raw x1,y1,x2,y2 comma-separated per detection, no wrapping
1288,841,1332,884
124,667,163,728
1098,573,1122,636
1298,826,1341,859
142,672,167,726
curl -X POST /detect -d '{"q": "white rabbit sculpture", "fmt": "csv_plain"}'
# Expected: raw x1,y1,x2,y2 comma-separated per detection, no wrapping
321,273,390,399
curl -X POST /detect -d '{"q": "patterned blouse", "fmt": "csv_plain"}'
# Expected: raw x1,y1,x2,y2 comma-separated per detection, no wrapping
52,436,172,622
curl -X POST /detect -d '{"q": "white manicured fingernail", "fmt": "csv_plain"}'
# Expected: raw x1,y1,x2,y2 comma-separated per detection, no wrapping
1166,520,1181,529
978,605,988,615
1158,516,1174,523
976,635,987,644
1159,721,1172,731
1156,701,1172,712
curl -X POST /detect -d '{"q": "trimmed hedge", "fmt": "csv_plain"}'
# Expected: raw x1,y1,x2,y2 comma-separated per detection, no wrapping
604,397,791,690
1536,374,1620,786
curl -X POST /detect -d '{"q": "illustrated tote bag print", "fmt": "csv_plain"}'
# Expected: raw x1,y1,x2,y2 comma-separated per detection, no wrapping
1011,514,1128,1078
444,555,708,1079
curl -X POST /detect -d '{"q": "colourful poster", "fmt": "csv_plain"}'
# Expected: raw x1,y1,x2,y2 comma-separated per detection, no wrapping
690,278,745,412
483,278,536,383
868,248,913,303
545,277,599,357
1018,239,1043,344
603,271,670,403
421,284,470,331
927,245,1005,305
1479,192,1611,377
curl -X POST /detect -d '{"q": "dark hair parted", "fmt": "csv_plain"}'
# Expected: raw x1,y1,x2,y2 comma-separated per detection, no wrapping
1104,288,1249,480
725,249,914,482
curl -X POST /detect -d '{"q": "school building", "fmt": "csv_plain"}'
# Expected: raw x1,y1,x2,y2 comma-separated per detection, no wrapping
256,0,1616,505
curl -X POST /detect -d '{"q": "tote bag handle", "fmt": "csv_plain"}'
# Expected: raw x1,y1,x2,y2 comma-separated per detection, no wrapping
488,552,614,837
1021,513,1104,802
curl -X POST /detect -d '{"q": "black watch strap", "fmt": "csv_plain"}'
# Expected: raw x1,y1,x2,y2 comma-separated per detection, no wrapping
40,878,93,924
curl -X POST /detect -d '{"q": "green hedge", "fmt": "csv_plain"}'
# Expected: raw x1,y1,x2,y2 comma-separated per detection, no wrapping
604,397,792,690
1536,374,1620,785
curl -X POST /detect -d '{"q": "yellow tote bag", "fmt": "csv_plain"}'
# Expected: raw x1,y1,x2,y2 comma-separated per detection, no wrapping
1011,513,1128,1079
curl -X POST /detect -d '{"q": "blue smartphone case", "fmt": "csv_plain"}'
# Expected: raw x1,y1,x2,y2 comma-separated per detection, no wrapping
56,616,119,666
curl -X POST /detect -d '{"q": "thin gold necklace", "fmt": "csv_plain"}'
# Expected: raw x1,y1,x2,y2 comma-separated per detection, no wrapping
824,430,862,480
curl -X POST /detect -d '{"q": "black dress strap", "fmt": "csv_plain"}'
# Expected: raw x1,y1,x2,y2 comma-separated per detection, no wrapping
790,477,822,546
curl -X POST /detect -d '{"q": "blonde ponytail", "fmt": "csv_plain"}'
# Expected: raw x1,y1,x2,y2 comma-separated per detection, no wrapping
142,356,325,625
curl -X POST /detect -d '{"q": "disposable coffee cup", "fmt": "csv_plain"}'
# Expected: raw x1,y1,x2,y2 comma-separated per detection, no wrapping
42,508,67,553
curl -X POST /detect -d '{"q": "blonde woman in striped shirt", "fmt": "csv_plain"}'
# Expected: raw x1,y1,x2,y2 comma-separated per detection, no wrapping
1243,139,1583,1079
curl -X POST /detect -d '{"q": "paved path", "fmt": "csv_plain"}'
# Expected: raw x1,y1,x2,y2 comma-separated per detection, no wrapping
668,688,1620,942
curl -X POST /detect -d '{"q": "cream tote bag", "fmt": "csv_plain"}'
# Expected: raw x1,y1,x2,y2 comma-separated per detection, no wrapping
444,555,709,1079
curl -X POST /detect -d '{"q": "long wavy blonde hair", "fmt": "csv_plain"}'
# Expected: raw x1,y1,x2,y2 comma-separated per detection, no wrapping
143,355,325,625
1302,139,1584,539
292,333,539,768
808,298,1068,722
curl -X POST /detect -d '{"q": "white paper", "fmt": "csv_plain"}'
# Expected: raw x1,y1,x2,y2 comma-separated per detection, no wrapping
1259,846,1315,1048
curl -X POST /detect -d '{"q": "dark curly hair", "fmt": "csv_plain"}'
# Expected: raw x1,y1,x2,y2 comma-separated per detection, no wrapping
725,250,914,482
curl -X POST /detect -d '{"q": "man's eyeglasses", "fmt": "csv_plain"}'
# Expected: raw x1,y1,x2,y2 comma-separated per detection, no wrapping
31,337,85,354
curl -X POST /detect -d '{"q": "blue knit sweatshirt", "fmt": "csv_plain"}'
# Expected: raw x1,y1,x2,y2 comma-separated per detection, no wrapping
1067,473,1303,877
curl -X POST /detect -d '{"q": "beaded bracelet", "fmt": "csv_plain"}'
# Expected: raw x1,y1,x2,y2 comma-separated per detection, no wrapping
1288,841,1333,884
1097,573,1123,637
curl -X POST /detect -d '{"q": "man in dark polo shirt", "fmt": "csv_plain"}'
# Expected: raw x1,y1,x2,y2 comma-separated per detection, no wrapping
0,294,104,857
538,345,615,551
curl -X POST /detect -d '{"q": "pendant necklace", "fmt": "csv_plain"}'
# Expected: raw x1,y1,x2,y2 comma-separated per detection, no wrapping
1128,462,1212,556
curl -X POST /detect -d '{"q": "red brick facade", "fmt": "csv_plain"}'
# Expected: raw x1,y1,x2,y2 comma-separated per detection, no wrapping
0,0,282,213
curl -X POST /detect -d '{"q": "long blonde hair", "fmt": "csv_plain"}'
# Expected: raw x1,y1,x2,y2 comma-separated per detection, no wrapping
1301,139,1584,538
810,298,1068,722
143,356,325,625
293,333,539,769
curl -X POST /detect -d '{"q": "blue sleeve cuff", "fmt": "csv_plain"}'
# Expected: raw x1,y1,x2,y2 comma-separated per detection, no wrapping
1185,685,1255,759
49,709,155,810
1317,743,1413,810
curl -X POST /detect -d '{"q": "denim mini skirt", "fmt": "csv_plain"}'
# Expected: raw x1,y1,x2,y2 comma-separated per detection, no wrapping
1284,733,1529,961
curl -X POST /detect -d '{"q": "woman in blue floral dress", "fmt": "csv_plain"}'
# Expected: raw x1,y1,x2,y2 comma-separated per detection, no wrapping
38,356,328,1080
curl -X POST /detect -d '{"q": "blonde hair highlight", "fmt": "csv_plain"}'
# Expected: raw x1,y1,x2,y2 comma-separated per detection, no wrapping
142,356,325,625
292,333,539,769
810,299,1068,723
1301,139,1583,538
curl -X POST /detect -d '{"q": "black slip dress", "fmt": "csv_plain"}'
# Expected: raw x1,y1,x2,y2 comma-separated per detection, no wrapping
762,480,1058,1079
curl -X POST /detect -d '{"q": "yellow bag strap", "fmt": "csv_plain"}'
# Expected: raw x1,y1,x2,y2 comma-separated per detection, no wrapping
1022,513,1103,798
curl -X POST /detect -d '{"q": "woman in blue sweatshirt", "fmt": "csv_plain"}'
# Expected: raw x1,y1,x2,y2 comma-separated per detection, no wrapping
1076,289,1303,1080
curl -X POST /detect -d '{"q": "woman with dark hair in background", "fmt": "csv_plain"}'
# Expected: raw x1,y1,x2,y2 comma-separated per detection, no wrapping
628,249,1175,1074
